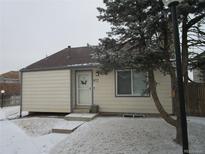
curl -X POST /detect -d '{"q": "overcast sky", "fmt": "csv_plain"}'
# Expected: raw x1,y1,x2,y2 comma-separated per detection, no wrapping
0,0,110,73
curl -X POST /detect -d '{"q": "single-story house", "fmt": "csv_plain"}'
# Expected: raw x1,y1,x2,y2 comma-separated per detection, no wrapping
20,46,173,114
0,71,20,84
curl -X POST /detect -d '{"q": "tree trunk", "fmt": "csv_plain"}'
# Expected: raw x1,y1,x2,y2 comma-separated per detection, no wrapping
162,20,178,115
148,70,182,144
148,70,177,127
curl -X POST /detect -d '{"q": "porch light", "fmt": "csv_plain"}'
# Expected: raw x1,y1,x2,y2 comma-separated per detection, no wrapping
1,90,5,108
1,90,5,94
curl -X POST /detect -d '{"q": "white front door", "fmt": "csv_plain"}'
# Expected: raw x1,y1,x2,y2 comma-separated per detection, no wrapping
76,71,92,105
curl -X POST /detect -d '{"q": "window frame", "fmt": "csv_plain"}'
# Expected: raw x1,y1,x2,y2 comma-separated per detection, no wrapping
115,69,150,97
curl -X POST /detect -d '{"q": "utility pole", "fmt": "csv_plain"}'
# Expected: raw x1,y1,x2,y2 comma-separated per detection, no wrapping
162,0,189,153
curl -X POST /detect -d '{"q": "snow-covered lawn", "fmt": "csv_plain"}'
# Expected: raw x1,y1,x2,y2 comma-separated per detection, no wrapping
0,106,68,154
1,106,205,154
0,106,26,120
13,117,69,136
51,117,205,154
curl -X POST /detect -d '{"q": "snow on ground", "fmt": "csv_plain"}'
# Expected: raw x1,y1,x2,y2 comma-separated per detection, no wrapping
0,120,40,154
13,117,69,136
31,133,67,154
0,106,28,120
51,117,205,154
187,117,205,153
0,107,69,154
0,119,67,154
1,106,205,154
188,116,205,125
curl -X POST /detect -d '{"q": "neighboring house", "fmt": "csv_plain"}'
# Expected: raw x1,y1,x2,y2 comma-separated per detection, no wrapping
0,71,19,84
193,52,205,83
0,71,20,96
20,46,172,114
0,71,20,106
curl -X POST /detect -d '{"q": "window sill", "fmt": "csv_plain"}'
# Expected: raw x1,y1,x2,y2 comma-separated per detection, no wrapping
115,94,150,97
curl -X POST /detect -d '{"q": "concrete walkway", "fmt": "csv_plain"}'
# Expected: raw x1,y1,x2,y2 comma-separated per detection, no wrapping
52,121,85,133
65,113,98,121
52,113,98,133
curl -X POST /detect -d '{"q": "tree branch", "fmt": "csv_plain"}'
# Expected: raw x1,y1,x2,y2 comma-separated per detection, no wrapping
187,13,205,29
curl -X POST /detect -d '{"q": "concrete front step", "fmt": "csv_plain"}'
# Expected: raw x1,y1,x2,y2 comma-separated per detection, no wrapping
65,113,98,121
73,108,90,113
52,121,84,134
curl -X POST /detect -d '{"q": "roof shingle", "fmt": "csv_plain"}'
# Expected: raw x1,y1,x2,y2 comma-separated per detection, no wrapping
22,46,96,71
0,71,19,79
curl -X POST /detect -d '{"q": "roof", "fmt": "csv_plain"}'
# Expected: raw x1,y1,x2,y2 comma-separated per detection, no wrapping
0,71,19,79
21,46,98,72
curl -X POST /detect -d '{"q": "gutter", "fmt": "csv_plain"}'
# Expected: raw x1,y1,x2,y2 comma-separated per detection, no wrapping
20,63,100,72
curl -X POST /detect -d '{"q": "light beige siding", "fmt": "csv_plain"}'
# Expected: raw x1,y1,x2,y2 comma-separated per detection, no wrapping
22,70,71,113
93,70,172,114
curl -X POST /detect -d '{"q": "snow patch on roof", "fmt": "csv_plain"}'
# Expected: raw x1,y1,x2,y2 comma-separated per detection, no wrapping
67,63,100,67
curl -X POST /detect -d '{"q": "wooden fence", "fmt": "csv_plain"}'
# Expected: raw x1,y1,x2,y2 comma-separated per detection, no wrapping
187,83,205,116
0,95,20,107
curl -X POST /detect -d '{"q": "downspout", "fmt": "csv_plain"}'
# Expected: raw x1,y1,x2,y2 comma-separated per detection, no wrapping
70,69,73,113
20,71,23,118
91,70,94,105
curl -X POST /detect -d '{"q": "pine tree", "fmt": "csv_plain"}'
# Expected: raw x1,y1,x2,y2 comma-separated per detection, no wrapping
92,0,205,144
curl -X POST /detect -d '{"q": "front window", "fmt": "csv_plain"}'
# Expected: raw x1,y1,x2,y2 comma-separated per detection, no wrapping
117,70,132,95
116,70,149,96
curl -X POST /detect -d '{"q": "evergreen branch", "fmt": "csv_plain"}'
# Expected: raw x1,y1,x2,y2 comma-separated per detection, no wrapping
187,13,205,29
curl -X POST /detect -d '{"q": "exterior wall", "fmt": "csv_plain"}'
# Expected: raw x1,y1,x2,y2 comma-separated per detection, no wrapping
22,70,71,113
22,68,172,114
93,70,172,114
